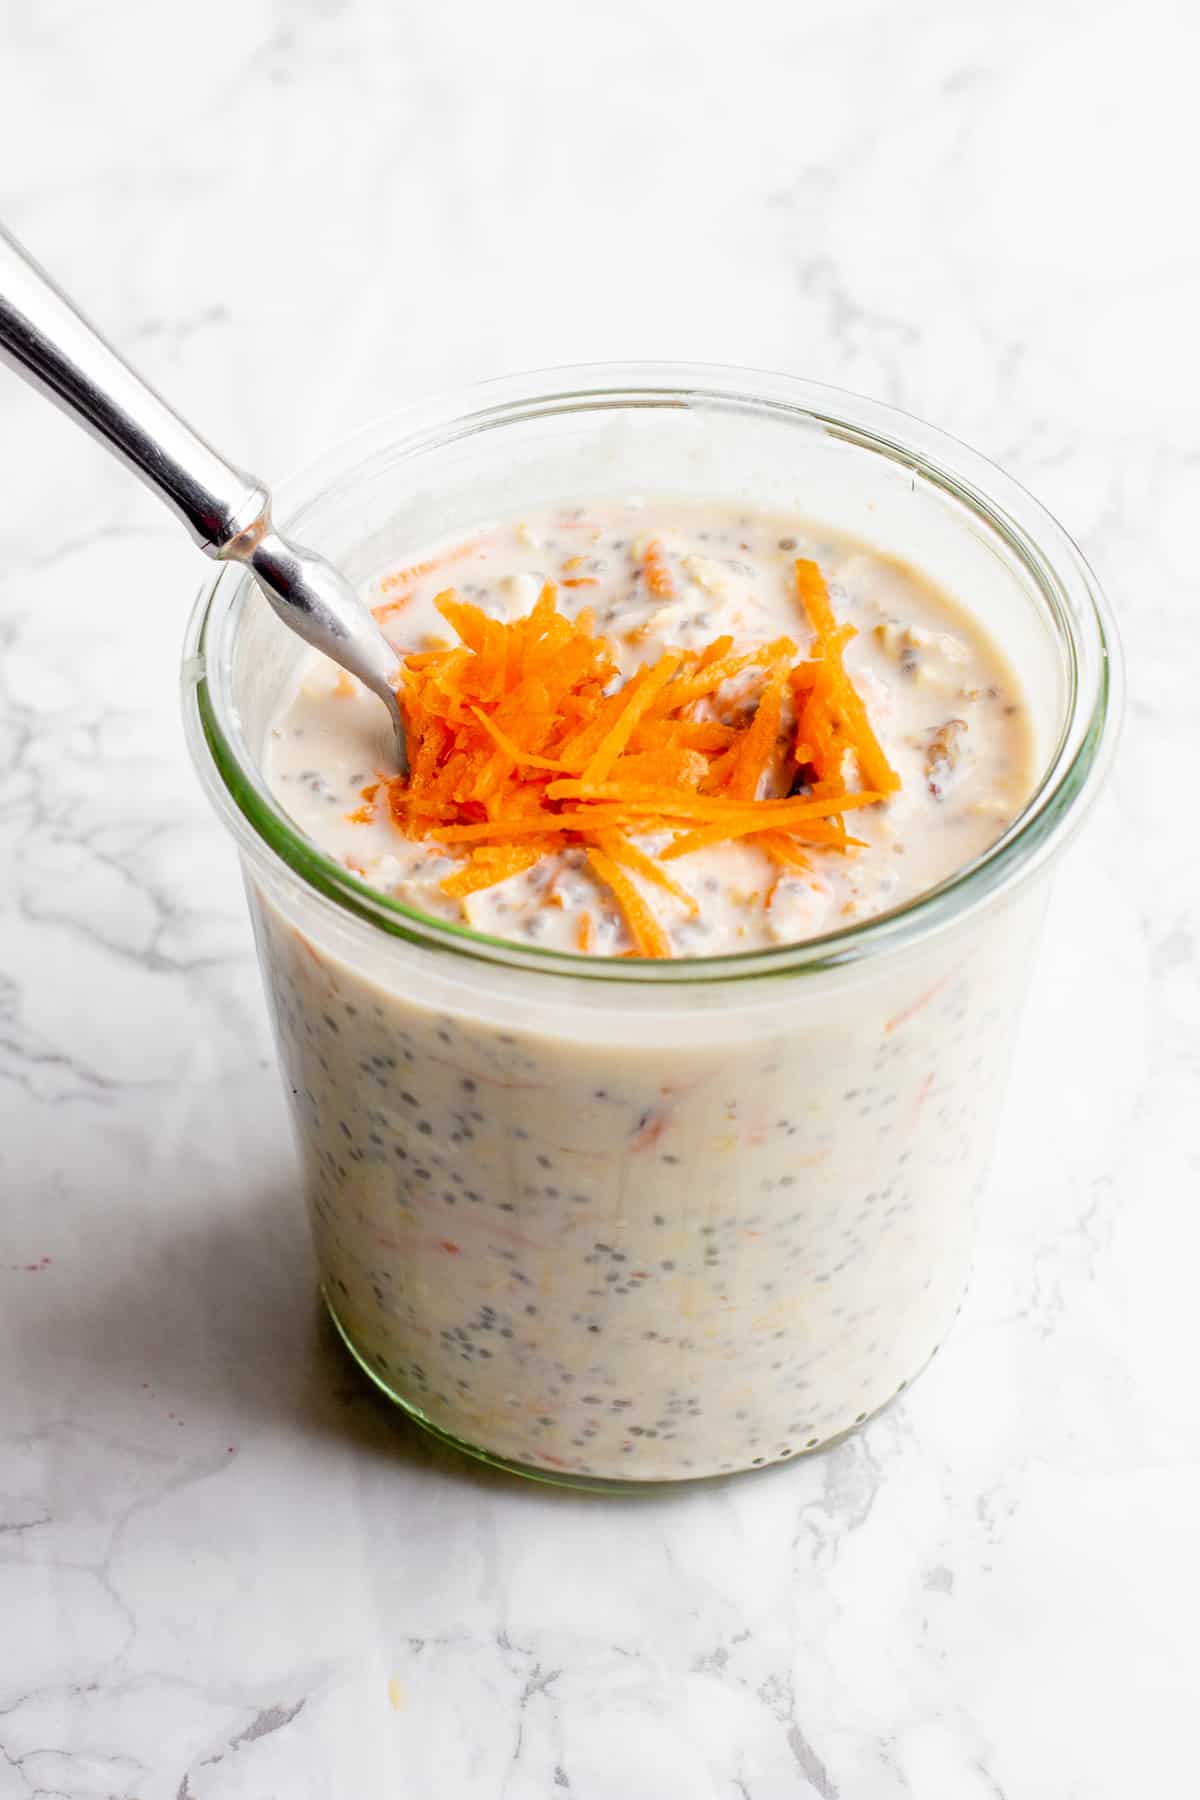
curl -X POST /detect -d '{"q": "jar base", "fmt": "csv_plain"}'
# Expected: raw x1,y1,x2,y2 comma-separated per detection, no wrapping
323,1289,937,1494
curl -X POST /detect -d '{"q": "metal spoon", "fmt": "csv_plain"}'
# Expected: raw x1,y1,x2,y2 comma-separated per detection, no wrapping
0,222,408,774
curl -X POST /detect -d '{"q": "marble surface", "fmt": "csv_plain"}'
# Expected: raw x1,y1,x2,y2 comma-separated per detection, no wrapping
1,0,1197,1793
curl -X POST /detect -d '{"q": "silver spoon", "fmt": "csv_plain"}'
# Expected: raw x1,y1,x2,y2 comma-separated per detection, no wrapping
0,223,409,775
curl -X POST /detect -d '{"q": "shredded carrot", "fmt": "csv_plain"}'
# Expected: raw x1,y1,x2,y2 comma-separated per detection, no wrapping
697,634,735,667
648,639,797,715
346,778,378,825
755,830,811,874
637,719,737,753
629,1108,669,1150
591,830,699,916
661,814,871,861
562,577,598,588
643,539,674,599
794,557,840,643
360,564,899,957
540,787,874,823
727,655,788,801
793,559,901,796
586,848,672,957
380,556,439,596
469,707,571,773
439,843,546,898
371,590,416,623
576,911,594,951
377,538,481,596
577,652,683,787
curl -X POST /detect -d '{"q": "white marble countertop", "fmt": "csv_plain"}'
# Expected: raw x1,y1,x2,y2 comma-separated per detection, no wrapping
2,1,1197,1793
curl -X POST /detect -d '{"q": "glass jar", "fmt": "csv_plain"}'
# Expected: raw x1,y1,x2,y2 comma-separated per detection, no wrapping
183,363,1121,1488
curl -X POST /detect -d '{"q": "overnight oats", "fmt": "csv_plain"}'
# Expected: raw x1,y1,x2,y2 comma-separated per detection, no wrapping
269,504,1032,953
184,367,1120,1486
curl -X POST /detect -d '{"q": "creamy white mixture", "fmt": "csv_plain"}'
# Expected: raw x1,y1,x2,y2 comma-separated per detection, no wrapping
267,502,1031,957
251,501,1036,1483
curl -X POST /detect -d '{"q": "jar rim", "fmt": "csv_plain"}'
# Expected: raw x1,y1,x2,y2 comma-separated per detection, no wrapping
182,360,1123,987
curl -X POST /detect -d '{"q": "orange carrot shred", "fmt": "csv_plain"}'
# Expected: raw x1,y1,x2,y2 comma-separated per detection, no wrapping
372,591,415,623
586,848,672,958
660,803,877,862
591,830,699,916
469,707,571,773
643,539,674,599
372,539,484,618
794,557,840,645
793,559,901,796
368,567,898,954
439,844,543,898
578,651,683,787
755,830,811,873
726,656,788,801
378,538,481,595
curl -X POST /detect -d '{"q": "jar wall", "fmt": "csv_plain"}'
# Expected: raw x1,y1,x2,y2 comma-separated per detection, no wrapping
245,856,1049,1482
184,365,1119,1485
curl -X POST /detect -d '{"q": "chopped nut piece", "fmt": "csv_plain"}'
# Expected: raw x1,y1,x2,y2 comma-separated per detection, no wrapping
874,619,970,691
970,797,1013,819
925,718,969,798
500,572,542,618
682,554,734,601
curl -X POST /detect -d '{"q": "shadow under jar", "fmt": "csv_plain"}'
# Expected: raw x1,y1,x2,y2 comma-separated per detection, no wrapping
183,363,1121,1489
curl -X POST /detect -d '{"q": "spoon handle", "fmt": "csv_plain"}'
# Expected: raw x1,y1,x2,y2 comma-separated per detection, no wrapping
0,221,410,773
0,221,266,554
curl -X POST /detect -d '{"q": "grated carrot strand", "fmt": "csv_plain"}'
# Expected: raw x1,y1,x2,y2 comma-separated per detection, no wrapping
586,848,672,958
